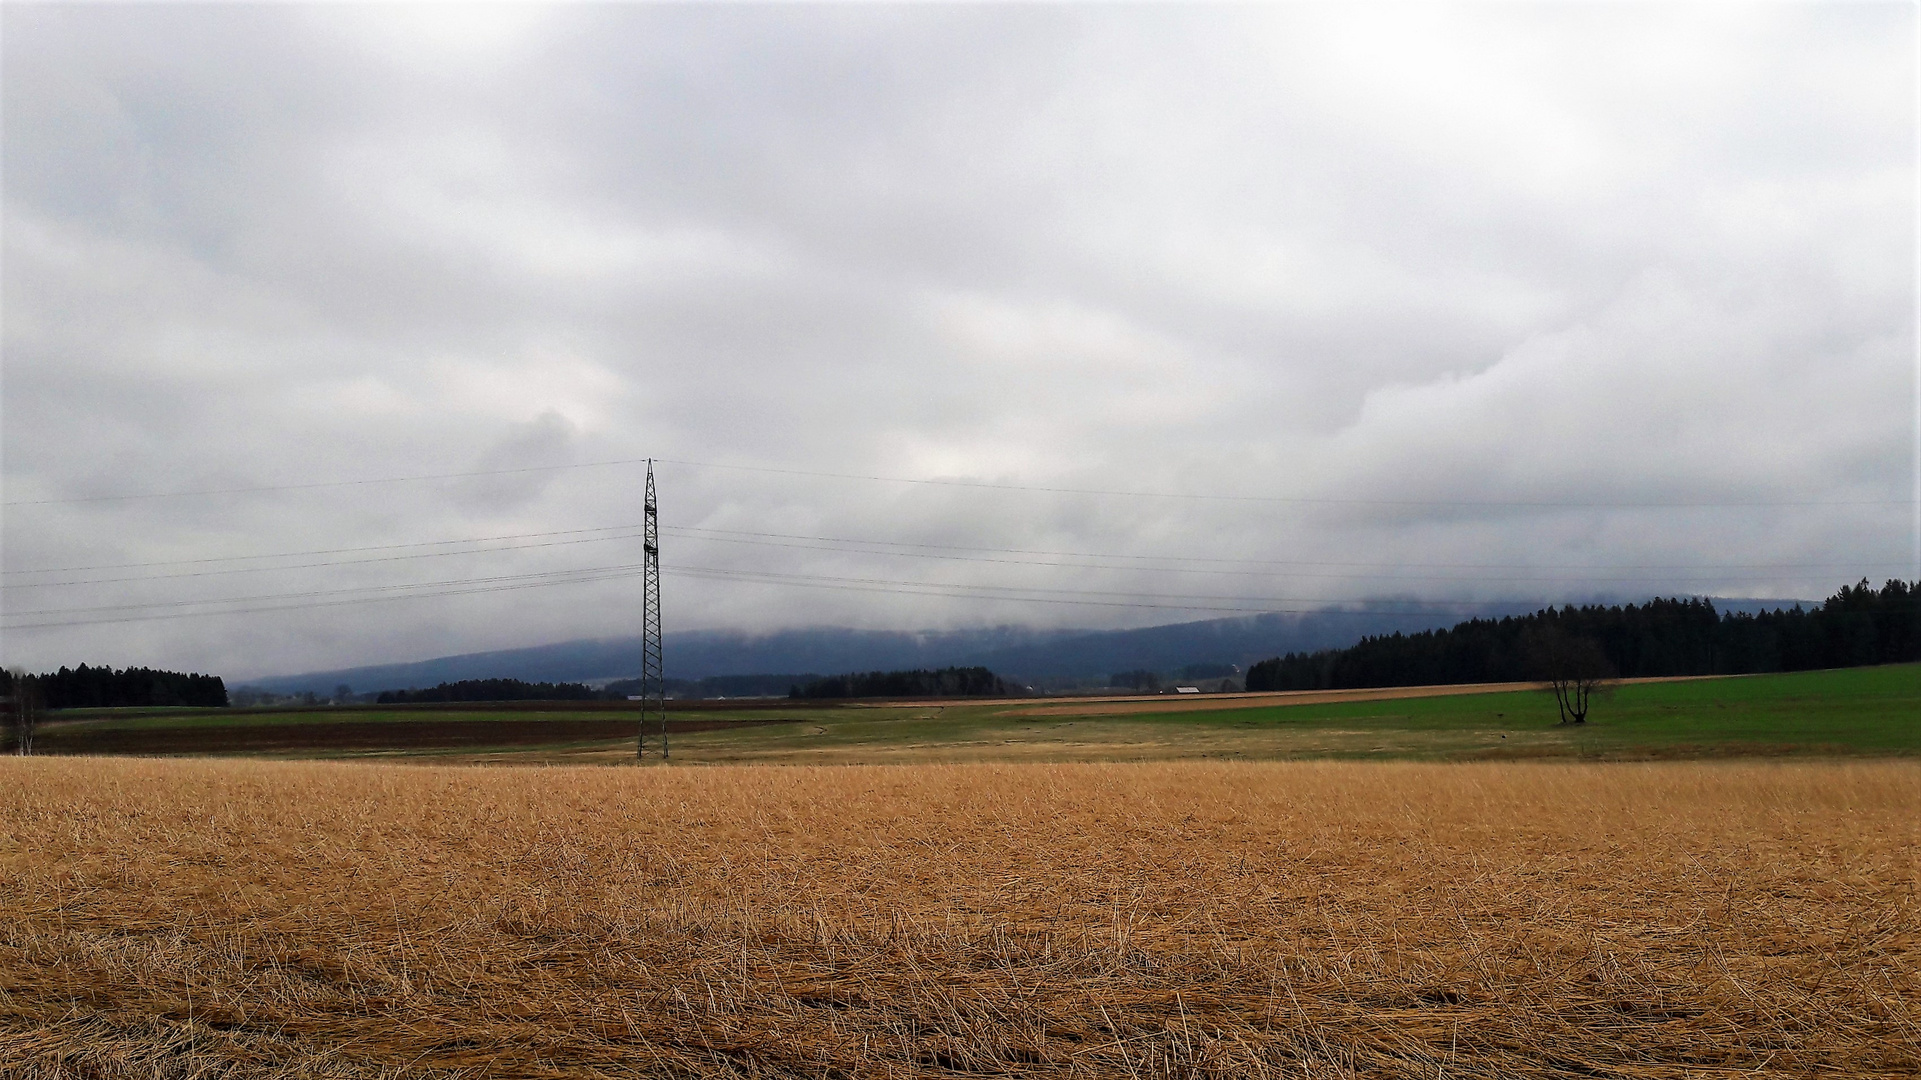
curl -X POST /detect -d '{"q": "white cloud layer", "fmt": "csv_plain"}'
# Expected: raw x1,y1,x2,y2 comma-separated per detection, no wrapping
2,3,1913,677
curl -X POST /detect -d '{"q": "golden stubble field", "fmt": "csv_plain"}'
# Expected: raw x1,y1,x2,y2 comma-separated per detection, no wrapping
2,758,1915,1079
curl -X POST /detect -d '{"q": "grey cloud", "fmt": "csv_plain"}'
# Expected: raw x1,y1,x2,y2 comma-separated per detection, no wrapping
1,3,1911,678
451,410,581,511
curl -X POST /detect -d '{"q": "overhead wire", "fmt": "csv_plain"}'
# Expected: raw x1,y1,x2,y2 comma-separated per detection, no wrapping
655,459,1912,509
660,527,1906,584
0,458,657,507
5,529,1901,597
663,564,1547,612
3,563,652,617
2,554,1837,631
0,523,655,575
665,525,1898,572
5,454,1912,509
1,565,650,629
5,520,1904,584
2,528,651,589
2,565,652,628
4,462,1904,630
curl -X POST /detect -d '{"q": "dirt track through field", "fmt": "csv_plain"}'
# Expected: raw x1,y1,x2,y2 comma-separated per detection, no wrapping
1009,680,1548,715
1009,674,1731,716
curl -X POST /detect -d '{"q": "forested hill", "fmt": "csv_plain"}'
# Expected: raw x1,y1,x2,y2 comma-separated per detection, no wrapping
1247,579,1920,692
1,665,228,709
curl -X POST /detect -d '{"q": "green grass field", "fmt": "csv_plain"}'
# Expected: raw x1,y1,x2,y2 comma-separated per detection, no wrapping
30,663,1918,763
646,664,1920,764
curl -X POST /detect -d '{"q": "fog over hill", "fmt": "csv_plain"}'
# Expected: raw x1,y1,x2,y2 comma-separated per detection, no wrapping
243,598,1813,696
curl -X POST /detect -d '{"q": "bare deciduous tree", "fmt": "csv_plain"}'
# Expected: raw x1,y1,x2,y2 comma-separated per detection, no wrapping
1524,627,1615,725
5,669,40,755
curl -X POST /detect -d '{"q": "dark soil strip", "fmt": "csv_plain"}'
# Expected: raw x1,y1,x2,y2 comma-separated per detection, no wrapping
36,717,799,756
53,697,815,722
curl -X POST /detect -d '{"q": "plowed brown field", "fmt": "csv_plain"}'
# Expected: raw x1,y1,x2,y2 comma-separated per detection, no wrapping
33,716,795,757
3,758,1915,1078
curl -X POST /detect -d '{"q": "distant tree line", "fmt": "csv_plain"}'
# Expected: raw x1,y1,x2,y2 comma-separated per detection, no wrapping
1114,657,1244,687
0,664,228,709
1246,579,1920,693
1110,669,1162,691
790,666,1020,699
375,678,599,704
603,673,820,699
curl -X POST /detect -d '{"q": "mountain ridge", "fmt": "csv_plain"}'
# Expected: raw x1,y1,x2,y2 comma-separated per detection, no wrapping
238,597,1814,696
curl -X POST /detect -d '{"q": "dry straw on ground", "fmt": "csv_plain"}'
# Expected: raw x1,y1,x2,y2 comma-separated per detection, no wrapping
2,758,1915,1078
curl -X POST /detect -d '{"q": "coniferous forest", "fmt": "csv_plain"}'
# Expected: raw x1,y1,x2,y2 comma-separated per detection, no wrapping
1246,579,1920,692
791,666,1020,699
0,665,229,709
375,679,600,704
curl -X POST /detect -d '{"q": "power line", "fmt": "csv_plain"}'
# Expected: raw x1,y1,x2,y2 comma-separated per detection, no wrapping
660,564,1735,613
0,458,657,506
2,556,1825,631
1,562,650,618
6,450,1899,641
660,460,1914,510
0,559,1442,618
5,527,1897,594
6,518,1905,585
662,527,1908,584
6,454,1913,509
667,525,1894,572
0,523,654,575
2,529,650,589
0,566,648,629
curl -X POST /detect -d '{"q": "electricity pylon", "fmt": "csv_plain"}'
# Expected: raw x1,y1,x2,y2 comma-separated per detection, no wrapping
640,460,666,759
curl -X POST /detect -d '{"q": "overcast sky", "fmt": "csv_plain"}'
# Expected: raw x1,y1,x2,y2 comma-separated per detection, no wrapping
3,3,1914,679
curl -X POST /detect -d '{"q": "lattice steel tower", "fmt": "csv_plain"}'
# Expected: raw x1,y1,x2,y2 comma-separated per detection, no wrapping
639,460,666,759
